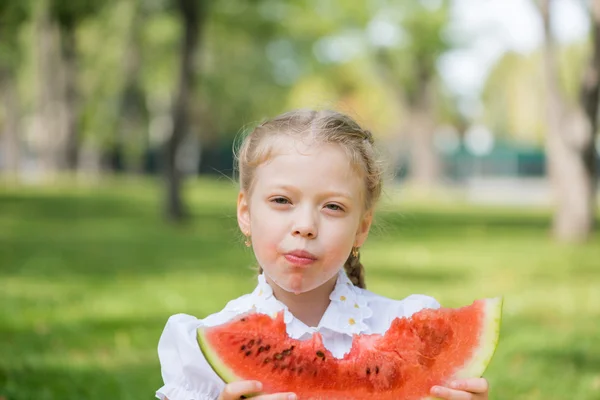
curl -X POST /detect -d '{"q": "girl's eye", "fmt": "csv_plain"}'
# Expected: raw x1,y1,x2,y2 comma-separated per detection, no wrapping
325,203,344,212
271,197,290,205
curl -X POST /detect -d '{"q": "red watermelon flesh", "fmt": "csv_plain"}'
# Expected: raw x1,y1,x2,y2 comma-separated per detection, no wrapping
197,297,502,400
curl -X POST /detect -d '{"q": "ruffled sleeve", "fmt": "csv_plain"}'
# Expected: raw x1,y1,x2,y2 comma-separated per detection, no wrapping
156,314,225,400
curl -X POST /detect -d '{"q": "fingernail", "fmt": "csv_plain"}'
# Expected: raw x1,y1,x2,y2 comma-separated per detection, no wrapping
255,382,263,391
431,386,442,396
450,381,459,389
288,394,297,400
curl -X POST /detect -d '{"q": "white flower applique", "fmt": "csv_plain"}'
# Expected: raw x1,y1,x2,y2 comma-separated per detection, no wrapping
321,270,373,335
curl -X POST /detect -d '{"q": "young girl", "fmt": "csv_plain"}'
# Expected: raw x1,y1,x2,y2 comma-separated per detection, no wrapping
156,110,490,400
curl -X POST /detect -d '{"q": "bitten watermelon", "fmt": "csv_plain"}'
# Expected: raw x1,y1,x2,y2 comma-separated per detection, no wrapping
197,297,502,400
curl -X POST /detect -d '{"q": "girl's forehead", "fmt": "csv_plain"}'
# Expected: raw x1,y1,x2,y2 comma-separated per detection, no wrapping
254,137,364,191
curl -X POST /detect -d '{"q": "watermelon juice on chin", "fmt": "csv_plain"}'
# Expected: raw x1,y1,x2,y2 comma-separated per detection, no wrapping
197,297,503,400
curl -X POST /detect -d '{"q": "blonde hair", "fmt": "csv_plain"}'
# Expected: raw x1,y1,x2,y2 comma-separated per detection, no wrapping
235,109,384,289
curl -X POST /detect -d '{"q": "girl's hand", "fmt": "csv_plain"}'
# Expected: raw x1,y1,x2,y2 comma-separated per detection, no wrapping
430,378,489,400
218,380,297,400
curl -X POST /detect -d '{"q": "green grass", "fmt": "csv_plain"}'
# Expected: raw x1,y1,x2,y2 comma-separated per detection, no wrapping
1,177,599,399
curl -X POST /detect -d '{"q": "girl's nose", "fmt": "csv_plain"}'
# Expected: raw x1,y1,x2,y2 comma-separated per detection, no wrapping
293,225,317,238
292,209,318,239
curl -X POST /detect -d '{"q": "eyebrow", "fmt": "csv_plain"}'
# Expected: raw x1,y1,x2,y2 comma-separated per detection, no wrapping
269,184,354,200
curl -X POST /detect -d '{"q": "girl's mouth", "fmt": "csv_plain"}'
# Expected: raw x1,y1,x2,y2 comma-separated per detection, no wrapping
284,250,317,267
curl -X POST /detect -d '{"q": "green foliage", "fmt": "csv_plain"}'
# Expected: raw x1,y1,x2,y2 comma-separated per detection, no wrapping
0,0,31,67
0,179,599,399
482,42,590,143
48,0,107,31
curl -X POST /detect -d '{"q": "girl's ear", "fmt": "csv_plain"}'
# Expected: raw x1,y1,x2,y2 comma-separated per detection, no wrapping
355,209,374,247
237,191,251,235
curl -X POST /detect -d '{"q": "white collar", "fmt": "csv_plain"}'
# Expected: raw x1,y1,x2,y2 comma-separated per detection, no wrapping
247,269,373,337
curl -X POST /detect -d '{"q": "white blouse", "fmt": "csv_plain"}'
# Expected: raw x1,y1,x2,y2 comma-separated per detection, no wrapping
156,270,440,400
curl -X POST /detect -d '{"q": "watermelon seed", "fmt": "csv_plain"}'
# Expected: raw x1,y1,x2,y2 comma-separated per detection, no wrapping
248,339,255,348
375,366,380,375
316,350,325,358
274,353,283,360
282,349,291,357
245,350,252,357
240,345,246,351
241,318,246,322
257,338,262,345
366,367,371,375
265,344,271,351
264,357,271,364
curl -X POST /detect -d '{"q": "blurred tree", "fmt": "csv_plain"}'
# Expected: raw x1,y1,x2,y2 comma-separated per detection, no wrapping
33,0,109,174
373,1,453,187
164,0,208,222
538,0,599,241
0,0,30,180
115,0,149,174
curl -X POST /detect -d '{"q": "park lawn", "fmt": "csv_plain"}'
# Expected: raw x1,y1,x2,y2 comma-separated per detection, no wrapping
1,177,599,400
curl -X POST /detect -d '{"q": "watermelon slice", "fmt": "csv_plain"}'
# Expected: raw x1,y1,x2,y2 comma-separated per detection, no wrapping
197,297,502,400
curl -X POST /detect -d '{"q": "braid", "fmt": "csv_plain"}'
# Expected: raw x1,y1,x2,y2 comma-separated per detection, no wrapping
343,251,366,289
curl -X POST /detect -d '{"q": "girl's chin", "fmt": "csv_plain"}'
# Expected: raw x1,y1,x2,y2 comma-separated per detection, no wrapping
268,272,314,294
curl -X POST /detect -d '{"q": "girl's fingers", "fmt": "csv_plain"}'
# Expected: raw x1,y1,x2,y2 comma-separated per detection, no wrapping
431,386,473,400
219,381,297,400
255,393,297,400
449,378,489,393
220,380,262,400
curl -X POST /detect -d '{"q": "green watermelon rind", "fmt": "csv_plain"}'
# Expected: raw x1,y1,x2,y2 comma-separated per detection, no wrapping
426,296,503,400
197,328,245,383
197,297,503,399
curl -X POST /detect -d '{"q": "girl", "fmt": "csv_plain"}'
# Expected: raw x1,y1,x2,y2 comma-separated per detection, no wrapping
156,110,490,400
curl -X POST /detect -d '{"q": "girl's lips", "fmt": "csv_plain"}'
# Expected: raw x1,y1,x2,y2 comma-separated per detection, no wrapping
284,250,317,267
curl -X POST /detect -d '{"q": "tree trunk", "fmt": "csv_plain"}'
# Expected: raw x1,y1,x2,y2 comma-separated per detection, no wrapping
407,77,440,187
116,3,147,174
34,4,63,177
59,24,79,171
541,0,599,242
0,67,21,181
163,0,205,222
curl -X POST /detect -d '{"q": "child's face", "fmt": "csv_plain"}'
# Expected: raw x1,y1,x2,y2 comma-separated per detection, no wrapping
237,137,373,295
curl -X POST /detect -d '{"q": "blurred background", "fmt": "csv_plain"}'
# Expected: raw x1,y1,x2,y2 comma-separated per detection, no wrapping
0,0,599,399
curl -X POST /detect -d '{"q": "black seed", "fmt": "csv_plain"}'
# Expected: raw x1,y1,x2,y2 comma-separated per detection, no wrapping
241,318,246,322
291,345,295,350
265,345,271,351
375,366,380,374
245,350,252,357
366,367,371,375
248,339,255,348
257,338,262,345
274,353,283,360
316,350,325,358
282,349,291,356
264,358,271,364
240,345,246,351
